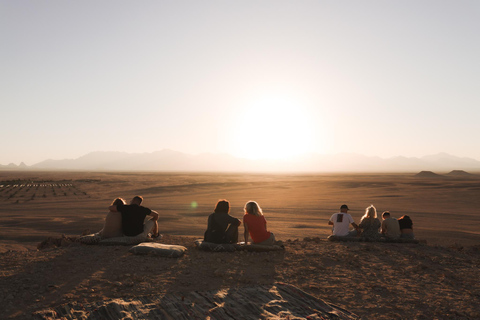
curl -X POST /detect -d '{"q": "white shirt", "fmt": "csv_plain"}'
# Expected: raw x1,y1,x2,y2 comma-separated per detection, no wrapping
329,212,354,236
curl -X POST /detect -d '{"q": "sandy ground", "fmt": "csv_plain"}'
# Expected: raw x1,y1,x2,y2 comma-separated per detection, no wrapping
1,171,480,319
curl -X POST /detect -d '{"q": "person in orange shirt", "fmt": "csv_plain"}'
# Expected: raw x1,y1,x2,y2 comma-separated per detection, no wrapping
243,200,275,245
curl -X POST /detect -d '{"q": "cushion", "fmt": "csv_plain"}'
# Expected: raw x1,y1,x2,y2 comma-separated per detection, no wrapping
194,239,240,252
129,243,187,258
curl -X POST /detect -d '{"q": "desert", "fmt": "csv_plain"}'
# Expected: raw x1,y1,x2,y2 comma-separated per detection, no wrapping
1,170,480,319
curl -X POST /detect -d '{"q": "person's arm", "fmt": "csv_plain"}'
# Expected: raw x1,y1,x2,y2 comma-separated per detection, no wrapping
351,222,359,231
109,205,117,212
328,220,333,225
381,221,386,234
149,210,159,221
227,214,241,226
244,223,249,243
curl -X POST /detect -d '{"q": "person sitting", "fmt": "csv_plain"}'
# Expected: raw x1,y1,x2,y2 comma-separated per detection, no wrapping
328,204,359,237
109,196,159,238
98,198,126,239
204,199,241,244
243,201,276,245
398,215,415,239
358,205,381,240
381,211,401,240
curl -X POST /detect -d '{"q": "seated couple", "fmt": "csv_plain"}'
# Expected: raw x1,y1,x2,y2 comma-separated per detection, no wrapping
204,199,277,246
329,204,414,240
98,196,160,239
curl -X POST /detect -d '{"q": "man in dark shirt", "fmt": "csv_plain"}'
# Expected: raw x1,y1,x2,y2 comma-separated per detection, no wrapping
109,195,159,237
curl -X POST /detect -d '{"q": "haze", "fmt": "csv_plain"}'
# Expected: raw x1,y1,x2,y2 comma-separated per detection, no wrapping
1,1,479,166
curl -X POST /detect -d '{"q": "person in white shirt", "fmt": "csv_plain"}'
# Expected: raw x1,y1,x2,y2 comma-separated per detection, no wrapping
328,204,359,237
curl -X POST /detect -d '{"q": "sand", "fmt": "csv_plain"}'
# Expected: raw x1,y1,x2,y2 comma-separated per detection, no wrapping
1,171,480,319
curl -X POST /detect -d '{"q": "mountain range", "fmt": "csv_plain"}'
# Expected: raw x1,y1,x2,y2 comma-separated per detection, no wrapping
2,151,480,173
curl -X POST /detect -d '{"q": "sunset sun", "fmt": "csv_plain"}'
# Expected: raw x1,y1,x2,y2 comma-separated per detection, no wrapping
230,95,317,160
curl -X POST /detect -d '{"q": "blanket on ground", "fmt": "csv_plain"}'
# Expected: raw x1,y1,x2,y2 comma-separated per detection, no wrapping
77,233,153,246
195,239,284,252
327,235,422,244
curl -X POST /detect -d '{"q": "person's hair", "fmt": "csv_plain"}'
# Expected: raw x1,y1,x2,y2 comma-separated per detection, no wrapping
244,201,263,216
399,215,411,221
111,198,126,206
214,199,230,214
132,196,143,204
361,205,377,222
382,211,391,218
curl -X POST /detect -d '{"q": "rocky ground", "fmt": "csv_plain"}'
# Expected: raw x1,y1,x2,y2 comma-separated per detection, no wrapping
1,235,480,319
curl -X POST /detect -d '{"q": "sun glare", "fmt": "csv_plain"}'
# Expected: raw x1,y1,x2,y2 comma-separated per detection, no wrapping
230,95,318,160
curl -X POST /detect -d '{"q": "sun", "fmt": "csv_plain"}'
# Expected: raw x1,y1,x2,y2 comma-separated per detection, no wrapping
229,95,318,160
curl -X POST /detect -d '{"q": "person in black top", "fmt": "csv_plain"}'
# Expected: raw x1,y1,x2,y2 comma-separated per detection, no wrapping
204,199,241,244
398,215,415,239
109,196,159,237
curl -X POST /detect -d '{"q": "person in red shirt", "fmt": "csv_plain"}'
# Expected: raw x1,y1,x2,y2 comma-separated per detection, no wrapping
243,201,275,245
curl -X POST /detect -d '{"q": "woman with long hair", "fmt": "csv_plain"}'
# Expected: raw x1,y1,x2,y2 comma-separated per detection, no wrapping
358,204,381,240
398,215,415,239
243,201,275,245
99,198,126,239
204,199,241,244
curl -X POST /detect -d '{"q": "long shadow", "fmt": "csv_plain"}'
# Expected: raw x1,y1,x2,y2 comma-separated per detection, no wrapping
1,246,104,319
158,243,286,319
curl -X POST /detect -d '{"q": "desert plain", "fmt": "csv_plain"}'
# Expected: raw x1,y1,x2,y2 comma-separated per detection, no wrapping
1,170,480,319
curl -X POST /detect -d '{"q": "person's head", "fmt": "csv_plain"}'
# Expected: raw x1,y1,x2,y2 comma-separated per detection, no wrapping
399,215,411,221
340,204,349,213
245,201,263,216
362,205,377,221
214,199,230,214
131,196,143,205
382,211,391,220
111,198,126,206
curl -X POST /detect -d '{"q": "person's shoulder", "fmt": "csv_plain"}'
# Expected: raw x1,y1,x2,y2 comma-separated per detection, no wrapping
141,205,152,212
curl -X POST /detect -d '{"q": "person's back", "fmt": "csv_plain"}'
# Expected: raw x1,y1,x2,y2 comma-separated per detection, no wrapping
359,217,381,239
329,205,358,237
381,211,401,239
99,198,125,239
243,201,275,245
204,200,240,244
243,213,270,243
398,215,414,239
205,211,240,243
101,211,123,238
358,205,381,240
118,203,151,236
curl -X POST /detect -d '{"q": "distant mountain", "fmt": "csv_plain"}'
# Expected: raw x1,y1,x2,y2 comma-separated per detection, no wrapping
446,170,474,177
3,151,480,172
415,171,442,178
0,162,28,170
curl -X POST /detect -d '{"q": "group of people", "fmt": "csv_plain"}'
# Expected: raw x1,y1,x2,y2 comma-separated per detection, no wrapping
98,196,160,239
96,196,414,244
97,196,277,246
204,199,277,245
329,204,414,240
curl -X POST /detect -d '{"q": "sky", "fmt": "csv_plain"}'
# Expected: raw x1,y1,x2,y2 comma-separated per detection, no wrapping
1,1,479,165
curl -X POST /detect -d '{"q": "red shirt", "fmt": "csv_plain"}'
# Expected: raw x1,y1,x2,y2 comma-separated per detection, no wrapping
243,214,270,243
